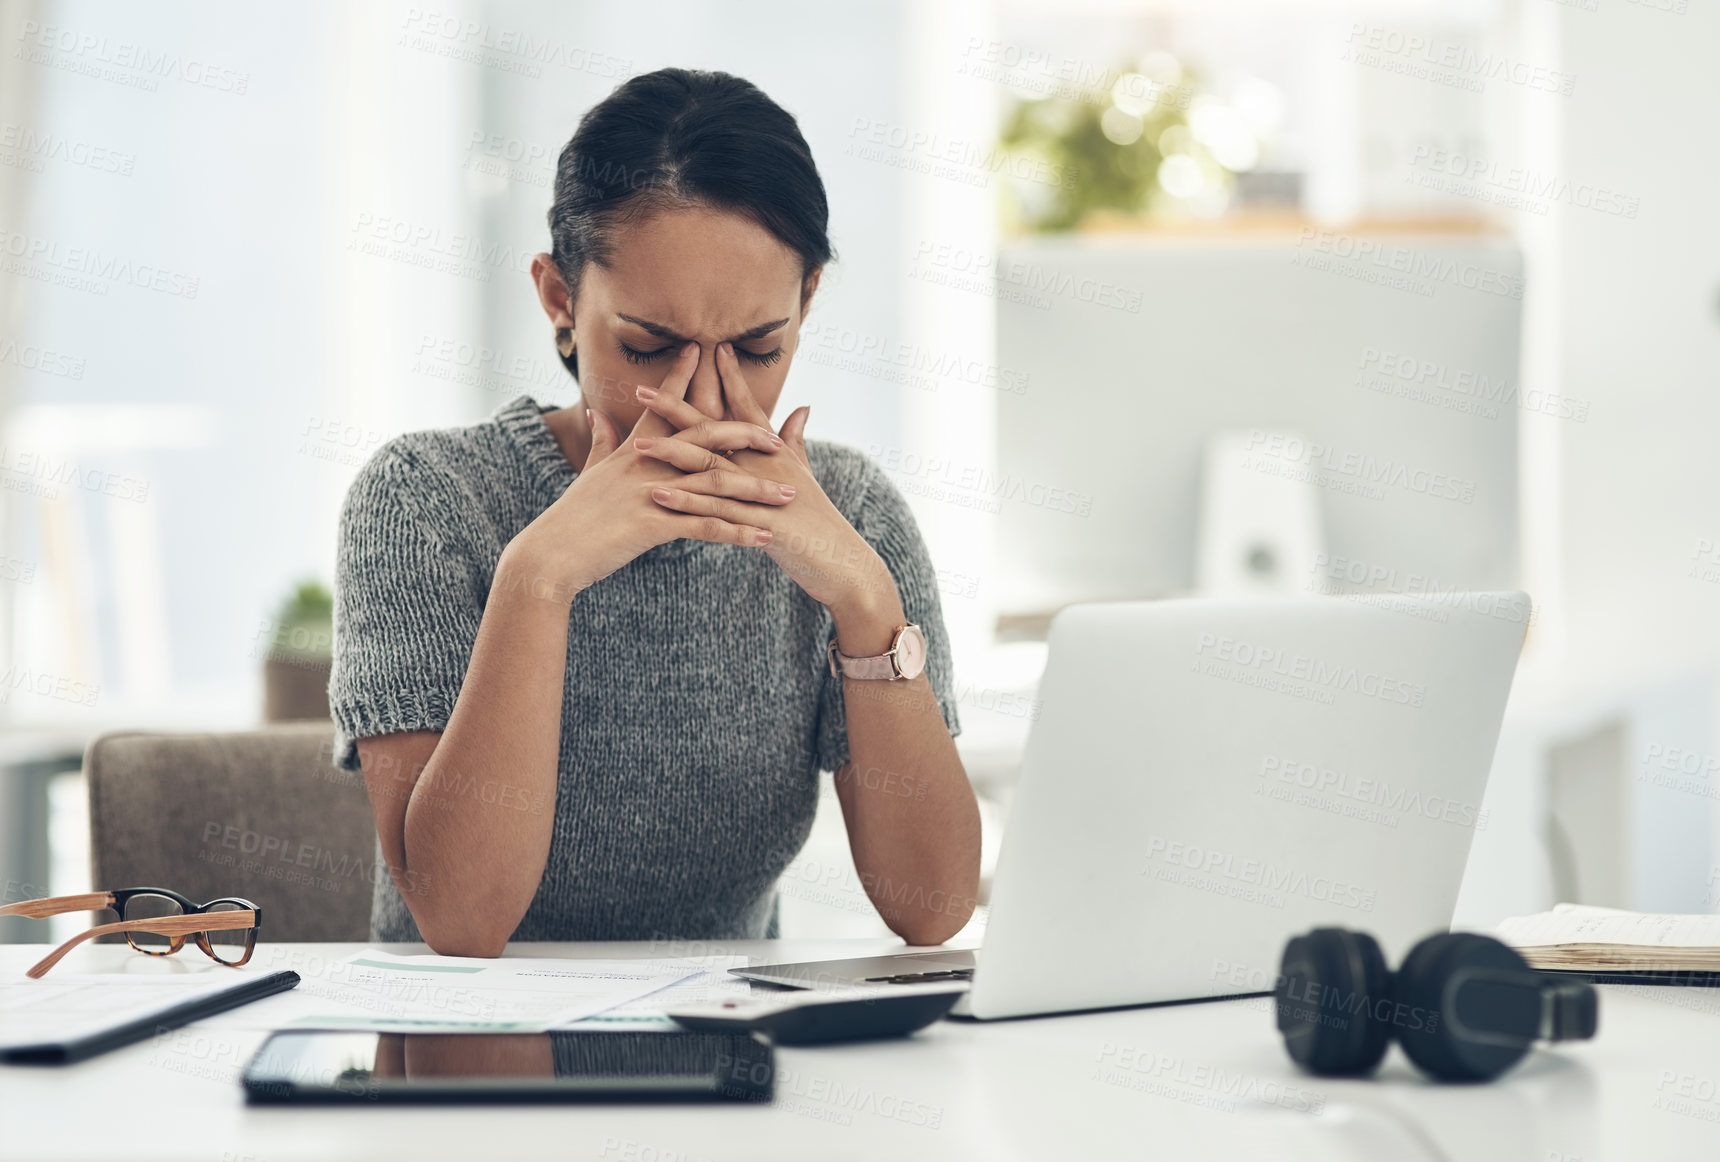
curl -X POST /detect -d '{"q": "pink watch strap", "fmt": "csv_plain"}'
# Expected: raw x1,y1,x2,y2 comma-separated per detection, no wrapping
828,624,925,681
827,640,901,680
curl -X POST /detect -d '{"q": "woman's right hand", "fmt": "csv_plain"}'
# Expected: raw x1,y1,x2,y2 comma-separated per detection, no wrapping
504,342,798,600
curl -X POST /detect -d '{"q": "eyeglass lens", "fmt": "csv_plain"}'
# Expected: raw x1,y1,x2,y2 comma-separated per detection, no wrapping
121,892,184,954
202,900,252,963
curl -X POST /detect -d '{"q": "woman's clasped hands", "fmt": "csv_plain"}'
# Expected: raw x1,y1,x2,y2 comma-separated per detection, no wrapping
526,340,891,616
629,341,894,615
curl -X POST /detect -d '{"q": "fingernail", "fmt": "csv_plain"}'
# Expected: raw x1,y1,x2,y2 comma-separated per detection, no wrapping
636,385,658,401
652,486,673,501
584,409,593,425
720,342,732,358
754,529,773,545
681,342,698,357
634,437,655,450
769,434,785,447
779,485,796,499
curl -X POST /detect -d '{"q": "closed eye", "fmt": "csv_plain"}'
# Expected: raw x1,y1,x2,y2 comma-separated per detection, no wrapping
617,341,784,367
618,341,672,365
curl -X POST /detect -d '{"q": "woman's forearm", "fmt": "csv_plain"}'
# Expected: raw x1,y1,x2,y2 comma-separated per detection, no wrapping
829,586,981,945
397,539,574,955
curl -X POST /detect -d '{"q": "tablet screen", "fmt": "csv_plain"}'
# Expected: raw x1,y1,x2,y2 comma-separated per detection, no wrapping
242,1030,774,1103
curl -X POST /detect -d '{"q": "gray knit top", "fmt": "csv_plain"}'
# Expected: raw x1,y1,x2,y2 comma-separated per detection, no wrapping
328,394,960,943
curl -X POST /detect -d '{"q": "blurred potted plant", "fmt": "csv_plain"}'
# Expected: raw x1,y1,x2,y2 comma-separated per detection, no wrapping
261,578,333,722
997,53,1284,233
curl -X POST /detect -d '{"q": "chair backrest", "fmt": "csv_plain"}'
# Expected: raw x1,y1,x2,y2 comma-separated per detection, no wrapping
85,723,376,942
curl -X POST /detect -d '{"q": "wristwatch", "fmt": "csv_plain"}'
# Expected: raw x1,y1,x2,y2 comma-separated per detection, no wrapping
828,623,927,681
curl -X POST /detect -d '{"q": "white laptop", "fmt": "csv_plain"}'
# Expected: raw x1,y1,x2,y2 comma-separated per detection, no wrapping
735,593,1529,1019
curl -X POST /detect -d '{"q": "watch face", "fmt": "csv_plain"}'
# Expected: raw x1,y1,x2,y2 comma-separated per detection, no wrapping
894,625,927,679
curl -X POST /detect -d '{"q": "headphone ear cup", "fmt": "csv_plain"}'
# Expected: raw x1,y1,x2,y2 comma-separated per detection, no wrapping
1395,933,1536,1082
1276,929,1393,1076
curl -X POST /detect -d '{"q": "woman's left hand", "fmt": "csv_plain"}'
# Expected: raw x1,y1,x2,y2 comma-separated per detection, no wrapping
632,342,896,617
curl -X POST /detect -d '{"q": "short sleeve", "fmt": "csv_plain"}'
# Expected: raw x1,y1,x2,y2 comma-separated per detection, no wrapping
327,447,487,771
813,456,962,774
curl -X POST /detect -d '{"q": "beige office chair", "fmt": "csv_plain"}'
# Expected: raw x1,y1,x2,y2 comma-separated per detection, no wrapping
85,723,376,942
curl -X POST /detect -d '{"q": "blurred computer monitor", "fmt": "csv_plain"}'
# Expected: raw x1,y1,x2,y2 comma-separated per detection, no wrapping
994,232,1523,620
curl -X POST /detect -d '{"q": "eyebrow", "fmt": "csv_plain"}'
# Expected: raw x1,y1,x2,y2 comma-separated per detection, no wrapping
616,314,790,345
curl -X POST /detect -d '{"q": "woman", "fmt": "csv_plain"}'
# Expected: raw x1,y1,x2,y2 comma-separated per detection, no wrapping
329,68,980,956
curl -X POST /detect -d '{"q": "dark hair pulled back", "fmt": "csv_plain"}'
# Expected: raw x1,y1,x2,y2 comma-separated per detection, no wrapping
546,68,833,379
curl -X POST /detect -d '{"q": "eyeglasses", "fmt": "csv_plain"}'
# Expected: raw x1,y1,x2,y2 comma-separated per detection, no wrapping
0,888,261,979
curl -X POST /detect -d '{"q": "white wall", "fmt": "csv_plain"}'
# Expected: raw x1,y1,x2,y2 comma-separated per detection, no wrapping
1549,1,1720,688
2,1,381,724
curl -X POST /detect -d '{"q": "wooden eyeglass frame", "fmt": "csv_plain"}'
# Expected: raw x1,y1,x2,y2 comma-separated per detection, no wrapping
0,888,261,979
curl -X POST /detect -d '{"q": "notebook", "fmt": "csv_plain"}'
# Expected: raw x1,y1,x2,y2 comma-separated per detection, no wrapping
1496,904,1720,986
0,969,299,1065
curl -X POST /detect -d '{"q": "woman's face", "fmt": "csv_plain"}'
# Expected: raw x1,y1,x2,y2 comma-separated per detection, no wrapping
534,205,818,433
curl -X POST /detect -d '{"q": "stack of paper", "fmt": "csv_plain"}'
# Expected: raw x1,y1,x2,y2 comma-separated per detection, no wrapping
209,949,736,1033
1495,904,1720,973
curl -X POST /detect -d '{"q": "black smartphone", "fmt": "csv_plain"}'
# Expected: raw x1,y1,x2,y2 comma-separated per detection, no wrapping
241,1029,774,1104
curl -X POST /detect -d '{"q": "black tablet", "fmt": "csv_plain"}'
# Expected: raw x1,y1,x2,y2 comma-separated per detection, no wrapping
241,1029,774,1104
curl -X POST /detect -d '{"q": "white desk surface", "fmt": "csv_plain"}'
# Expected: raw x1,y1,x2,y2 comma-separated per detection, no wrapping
3,939,1717,1162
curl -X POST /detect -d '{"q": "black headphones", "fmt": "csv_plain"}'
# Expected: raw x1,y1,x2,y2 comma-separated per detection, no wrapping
1274,928,1599,1082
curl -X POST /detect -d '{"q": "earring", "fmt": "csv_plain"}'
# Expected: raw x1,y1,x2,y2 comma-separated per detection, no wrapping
555,327,576,359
